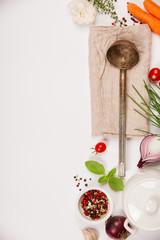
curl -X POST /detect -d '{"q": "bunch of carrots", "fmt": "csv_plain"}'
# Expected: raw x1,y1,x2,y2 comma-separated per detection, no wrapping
127,0,160,36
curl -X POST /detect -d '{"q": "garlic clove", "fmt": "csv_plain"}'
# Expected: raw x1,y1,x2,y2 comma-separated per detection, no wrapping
87,229,98,240
81,228,98,240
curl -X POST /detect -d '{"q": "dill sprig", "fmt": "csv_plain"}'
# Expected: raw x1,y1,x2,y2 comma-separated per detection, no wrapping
88,0,122,24
128,80,160,136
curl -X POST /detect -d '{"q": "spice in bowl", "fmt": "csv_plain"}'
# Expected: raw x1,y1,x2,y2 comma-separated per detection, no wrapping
81,189,109,220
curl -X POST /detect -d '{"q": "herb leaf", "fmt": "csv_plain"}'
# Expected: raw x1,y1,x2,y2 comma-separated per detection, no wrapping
98,175,108,184
108,168,116,178
88,0,122,24
108,177,124,191
85,161,105,175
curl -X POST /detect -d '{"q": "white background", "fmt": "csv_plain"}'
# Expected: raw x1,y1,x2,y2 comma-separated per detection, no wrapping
0,0,160,239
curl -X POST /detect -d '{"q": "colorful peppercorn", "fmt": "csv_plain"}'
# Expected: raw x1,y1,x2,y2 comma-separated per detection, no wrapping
80,190,109,220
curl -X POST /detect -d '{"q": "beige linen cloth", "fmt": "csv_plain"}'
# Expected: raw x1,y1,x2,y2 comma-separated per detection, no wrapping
89,24,152,138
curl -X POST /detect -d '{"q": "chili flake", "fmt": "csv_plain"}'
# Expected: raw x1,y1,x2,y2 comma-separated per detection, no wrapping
80,189,109,220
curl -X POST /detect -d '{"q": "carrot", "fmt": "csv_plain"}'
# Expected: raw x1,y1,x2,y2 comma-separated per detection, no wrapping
143,0,160,20
127,3,160,36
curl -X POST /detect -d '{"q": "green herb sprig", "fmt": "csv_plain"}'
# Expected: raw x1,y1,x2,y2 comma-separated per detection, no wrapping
128,80,160,136
88,0,122,24
85,160,124,191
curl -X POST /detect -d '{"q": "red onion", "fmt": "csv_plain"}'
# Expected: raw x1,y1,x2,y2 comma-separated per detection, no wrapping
138,135,160,168
105,216,130,240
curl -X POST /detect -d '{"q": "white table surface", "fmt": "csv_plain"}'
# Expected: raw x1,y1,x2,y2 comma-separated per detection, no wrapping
0,0,160,239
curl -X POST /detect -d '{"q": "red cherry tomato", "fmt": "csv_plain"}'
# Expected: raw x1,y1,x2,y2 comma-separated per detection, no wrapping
95,142,106,153
148,68,160,82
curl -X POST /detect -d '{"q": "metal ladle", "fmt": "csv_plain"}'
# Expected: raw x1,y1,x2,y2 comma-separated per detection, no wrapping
107,40,139,177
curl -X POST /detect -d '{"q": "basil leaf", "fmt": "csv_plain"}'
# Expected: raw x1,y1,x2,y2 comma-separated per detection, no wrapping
108,177,124,191
85,161,105,175
108,168,116,178
98,175,108,184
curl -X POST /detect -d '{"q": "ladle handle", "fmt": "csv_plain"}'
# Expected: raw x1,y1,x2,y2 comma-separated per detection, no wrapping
119,69,126,177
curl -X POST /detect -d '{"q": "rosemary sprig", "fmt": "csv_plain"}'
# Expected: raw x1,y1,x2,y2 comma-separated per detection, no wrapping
128,80,160,135
88,0,122,24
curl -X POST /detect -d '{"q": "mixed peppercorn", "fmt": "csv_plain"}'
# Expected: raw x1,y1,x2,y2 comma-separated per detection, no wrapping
80,189,109,220
74,175,91,191
111,15,142,26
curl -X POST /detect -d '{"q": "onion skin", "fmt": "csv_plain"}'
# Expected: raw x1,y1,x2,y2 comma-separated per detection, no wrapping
137,135,160,168
105,216,130,239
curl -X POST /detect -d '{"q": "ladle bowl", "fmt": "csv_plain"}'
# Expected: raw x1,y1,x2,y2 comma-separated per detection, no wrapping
107,40,139,70
107,40,139,177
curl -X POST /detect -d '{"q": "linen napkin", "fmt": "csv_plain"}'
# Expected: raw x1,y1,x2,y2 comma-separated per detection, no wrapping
89,24,152,138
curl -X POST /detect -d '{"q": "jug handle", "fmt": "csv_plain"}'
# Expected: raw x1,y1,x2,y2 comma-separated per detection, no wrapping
124,218,138,234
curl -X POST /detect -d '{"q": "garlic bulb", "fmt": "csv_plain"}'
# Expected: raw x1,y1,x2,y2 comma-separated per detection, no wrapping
68,0,97,25
82,228,98,240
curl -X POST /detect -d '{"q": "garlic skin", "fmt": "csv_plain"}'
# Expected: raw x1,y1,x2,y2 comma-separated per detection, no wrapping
138,135,160,168
68,0,97,25
82,228,98,240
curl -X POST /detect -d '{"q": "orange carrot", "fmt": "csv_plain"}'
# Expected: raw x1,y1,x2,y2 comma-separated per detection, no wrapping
143,0,160,20
127,3,160,36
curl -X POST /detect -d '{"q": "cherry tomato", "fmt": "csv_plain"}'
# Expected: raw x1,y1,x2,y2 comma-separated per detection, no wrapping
148,68,160,82
95,142,106,153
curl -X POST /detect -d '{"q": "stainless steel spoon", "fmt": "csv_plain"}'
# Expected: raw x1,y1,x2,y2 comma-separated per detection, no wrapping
107,40,139,177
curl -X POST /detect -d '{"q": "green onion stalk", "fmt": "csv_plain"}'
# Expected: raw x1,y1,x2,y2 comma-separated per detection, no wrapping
128,80,160,137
